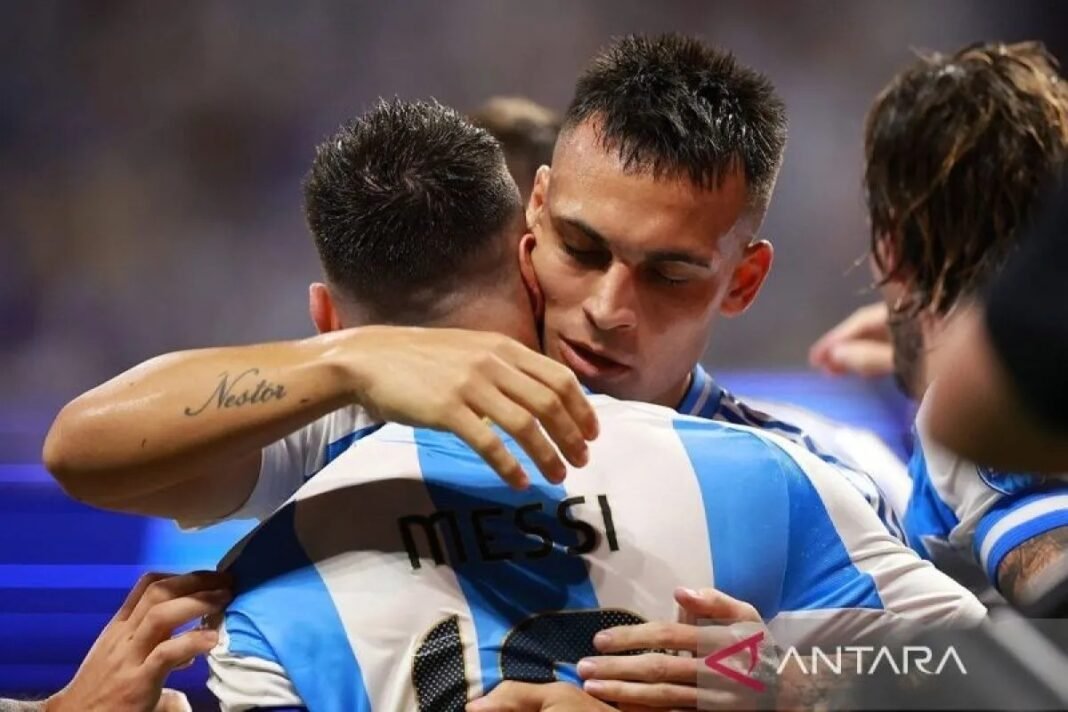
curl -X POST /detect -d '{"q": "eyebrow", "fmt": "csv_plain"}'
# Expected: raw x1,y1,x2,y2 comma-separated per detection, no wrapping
559,216,715,269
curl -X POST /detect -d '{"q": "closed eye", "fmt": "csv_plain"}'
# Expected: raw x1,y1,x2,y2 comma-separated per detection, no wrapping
562,242,610,268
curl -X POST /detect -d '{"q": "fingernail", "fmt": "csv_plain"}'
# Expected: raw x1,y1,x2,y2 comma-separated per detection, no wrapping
466,699,489,711
593,631,611,648
583,680,605,694
577,659,596,677
677,587,699,599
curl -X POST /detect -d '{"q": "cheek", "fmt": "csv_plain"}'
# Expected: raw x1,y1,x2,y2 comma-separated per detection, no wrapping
534,250,588,309
637,297,717,364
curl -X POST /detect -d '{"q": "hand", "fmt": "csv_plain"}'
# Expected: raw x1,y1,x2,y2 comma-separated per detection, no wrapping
808,302,894,378
341,326,600,488
467,681,616,712
45,571,233,712
578,587,778,710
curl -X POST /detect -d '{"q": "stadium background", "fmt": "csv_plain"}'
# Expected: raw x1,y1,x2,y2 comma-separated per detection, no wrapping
1,0,1065,705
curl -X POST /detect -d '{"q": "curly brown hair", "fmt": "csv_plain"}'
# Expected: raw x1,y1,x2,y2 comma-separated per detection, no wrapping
865,41,1068,317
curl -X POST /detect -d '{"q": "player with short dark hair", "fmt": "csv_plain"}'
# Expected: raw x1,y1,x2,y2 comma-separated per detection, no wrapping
44,34,905,538
525,33,907,534
207,97,983,711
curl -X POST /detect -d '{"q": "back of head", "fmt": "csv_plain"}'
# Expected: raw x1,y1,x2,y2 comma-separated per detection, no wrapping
563,33,788,210
469,96,560,201
304,99,522,325
866,41,1068,316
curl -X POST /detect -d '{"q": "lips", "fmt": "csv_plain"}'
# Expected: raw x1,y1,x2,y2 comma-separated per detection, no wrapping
558,337,631,380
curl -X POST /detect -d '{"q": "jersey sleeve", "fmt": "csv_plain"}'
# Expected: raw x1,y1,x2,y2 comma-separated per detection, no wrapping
908,395,1068,589
225,405,379,522
759,433,987,646
208,621,305,712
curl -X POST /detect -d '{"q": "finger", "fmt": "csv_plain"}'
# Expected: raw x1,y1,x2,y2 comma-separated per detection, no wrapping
829,340,895,377
155,689,193,712
491,367,589,471
508,342,600,441
127,570,233,630
130,587,232,657
448,409,530,489
142,628,220,684
466,681,540,712
822,303,891,344
114,572,174,623
583,679,699,709
675,587,760,624
579,653,698,685
594,622,701,654
809,303,890,366
469,387,568,484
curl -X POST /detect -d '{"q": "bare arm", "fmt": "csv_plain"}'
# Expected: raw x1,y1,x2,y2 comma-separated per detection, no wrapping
997,526,1068,606
43,327,597,523
43,335,358,521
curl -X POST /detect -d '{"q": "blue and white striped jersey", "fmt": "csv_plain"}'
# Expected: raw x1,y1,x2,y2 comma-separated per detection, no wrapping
679,365,909,540
208,395,983,712
903,392,1068,589
225,364,909,543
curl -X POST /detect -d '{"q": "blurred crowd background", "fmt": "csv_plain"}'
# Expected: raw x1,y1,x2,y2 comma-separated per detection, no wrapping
3,0,1067,414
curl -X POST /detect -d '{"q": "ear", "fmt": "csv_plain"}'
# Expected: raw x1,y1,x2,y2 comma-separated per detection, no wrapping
309,282,344,334
518,233,544,321
720,240,774,317
526,165,550,229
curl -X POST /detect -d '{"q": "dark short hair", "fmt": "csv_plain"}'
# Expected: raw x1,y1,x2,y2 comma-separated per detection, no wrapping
866,41,1068,316
564,33,787,207
304,99,521,322
469,96,560,195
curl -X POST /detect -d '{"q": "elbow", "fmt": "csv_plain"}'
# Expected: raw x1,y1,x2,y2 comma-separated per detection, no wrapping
42,407,77,484
42,404,105,504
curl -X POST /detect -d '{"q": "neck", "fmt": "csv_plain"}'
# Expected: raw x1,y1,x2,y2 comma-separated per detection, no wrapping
653,369,695,409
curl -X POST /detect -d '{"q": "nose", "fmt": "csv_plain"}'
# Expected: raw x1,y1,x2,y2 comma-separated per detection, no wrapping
583,262,638,332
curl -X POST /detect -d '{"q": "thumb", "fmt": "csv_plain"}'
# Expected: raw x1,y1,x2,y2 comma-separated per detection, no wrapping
675,587,760,624
826,341,894,378
467,681,538,712
154,689,192,712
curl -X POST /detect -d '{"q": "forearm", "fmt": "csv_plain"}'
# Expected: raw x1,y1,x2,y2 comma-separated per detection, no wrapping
997,526,1068,606
43,332,361,505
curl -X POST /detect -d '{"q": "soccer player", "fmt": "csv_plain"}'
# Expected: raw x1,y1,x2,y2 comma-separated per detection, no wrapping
43,34,903,538
468,96,561,204
206,98,984,712
819,41,1068,605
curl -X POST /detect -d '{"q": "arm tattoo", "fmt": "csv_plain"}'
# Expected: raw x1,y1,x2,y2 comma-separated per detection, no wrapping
0,701,46,711
781,655,855,711
184,368,287,417
997,525,1068,604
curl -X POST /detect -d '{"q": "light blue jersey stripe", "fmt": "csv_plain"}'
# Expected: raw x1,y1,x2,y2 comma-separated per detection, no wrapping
413,428,600,689
681,364,905,542
674,419,883,616
226,505,371,712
